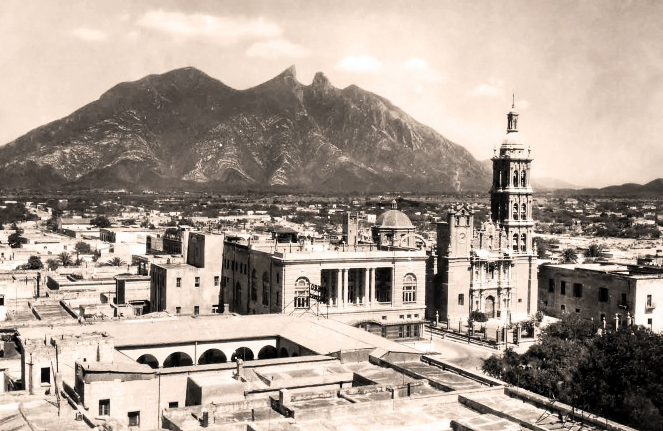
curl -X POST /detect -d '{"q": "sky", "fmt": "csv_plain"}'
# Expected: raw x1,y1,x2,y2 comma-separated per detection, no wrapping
1,0,663,188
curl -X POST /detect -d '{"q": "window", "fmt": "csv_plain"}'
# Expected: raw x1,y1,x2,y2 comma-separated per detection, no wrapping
513,203,519,220
382,315,387,320
262,272,269,306
276,273,280,284
381,327,387,338
194,306,199,315
548,279,555,293
648,318,653,329
168,402,179,409
414,324,420,337
214,276,219,287
561,304,566,311
521,203,527,220
294,277,310,309
573,283,582,298
406,325,412,337
512,234,518,250
513,170,519,187
521,171,527,187
599,287,609,302
647,294,653,308
402,274,416,303
176,277,182,288
621,293,627,306
176,306,181,314
576,308,581,313
458,294,464,306
518,298,522,303
195,277,200,288
521,234,526,252
128,411,140,427
41,367,50,384
560,281,566,295
99,399,110,416
398,325,404,338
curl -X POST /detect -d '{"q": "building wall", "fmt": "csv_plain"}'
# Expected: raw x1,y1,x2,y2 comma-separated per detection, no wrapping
538,265,663,331
223,243,427,340
77,367,159,430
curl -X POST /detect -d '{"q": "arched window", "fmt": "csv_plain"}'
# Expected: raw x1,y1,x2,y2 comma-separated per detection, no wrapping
262,272,269,306
251,269,258,301
513,203,519,220
513,170,519,187
521,203,527,220
521,234,527,252
294,277,310,309
512,234,519,250
402,274,416,303
521,170,527,187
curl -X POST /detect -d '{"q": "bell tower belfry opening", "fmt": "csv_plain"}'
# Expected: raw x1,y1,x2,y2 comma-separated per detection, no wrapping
490,97,534,254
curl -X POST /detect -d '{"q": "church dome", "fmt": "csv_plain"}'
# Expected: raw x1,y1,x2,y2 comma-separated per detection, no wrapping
376,210,414,228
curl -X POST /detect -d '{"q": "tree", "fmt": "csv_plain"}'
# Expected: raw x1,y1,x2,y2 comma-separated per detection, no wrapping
8,231,26,248
560,247,578,263
90,215,111,228
482,314,663,430
58,251,74,267
46,258,60,271
105,257,126,267
74,241,92,254
585,243,605,259
24,255,43,270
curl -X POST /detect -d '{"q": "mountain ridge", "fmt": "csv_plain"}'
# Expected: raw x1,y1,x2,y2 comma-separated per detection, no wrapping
0,66,490,193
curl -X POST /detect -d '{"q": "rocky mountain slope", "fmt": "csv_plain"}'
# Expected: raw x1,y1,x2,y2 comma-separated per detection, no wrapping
0,66,490,192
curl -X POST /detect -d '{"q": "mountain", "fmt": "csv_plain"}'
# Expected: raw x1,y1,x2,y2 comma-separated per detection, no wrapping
551,178,663,196
0,66,490,193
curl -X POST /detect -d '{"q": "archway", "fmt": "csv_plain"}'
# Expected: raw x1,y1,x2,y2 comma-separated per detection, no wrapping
258,345,277,360
136,354,159,369
278,347,289,358
163,352,193,368
485,296,495,318
231,347,254,362
198,349,227,365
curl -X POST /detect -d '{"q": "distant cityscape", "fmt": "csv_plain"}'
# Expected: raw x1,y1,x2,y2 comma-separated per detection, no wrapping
1,104,661,430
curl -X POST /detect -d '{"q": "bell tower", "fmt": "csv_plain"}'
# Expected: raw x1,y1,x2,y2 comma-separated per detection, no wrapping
490,97,534,254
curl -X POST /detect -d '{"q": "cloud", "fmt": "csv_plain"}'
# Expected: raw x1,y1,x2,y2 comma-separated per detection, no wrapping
71,27,108,42
402,57,444,85
246,39,309,59
336,55,382,74
470,78,505,97
136,10,282,46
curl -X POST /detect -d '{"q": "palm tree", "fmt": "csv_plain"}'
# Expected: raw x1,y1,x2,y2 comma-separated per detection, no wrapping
58,251,74,267
585,243,605,259
106,257,126,267
561,247,578,263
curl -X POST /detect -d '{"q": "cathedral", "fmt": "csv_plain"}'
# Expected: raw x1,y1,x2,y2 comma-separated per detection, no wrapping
429,102,537,323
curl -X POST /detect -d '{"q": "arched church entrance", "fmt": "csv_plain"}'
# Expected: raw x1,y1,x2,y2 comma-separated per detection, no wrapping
485,296,495,318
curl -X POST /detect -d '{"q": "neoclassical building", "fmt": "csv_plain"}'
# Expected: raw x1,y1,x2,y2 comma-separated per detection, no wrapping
429,103,537,323
222,205,427,340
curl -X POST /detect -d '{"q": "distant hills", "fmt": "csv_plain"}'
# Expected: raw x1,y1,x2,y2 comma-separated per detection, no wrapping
560,178,663,197
0,66,491,193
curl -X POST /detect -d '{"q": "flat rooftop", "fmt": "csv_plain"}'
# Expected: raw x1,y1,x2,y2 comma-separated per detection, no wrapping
17,314,420,355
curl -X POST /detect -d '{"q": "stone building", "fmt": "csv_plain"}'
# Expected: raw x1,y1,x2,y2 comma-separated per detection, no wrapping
429,102,538,323
222,206,427,340
538,263,663,331
150,232,223,315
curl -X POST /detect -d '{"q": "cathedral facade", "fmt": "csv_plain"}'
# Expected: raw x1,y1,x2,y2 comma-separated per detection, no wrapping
429,103,537,323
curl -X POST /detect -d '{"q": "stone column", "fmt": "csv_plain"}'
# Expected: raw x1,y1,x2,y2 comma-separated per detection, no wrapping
343,268,349,305
371,268,377,305
363,268,369,306
479,290,484,312
390,267,395,305
336,269,342,307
